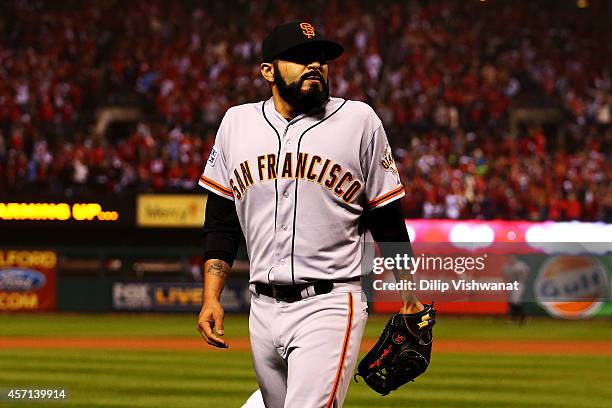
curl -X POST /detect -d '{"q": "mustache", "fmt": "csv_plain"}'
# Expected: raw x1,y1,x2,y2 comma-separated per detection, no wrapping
300,71,325,83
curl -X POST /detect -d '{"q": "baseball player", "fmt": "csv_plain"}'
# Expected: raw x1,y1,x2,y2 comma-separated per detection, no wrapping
197,21,429,407
502,254,529,325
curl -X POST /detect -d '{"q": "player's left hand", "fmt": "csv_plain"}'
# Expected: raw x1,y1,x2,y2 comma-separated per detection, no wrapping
354,304,436,395
399,300,424,314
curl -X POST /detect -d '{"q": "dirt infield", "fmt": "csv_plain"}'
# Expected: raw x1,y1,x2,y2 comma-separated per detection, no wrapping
1,337,610,355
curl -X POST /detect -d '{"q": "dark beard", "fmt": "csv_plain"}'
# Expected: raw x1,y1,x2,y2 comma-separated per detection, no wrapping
273,63,329,114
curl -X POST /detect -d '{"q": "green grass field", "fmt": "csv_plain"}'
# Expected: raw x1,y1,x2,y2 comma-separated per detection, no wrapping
0,314,611,408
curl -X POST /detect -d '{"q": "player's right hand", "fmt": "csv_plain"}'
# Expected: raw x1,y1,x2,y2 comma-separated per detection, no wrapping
197,300,229,348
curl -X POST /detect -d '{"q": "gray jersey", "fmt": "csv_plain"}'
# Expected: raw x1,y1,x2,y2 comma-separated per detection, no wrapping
199,96,404,284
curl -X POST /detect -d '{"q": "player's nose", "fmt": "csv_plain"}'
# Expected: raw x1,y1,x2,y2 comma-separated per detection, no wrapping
308,55,328,67
304,63,325,80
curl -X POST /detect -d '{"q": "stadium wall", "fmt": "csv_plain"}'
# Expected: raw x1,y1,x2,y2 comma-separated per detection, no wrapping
1,194,610,317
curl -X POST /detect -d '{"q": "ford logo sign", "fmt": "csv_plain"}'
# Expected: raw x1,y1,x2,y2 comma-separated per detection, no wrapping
0,268,47,291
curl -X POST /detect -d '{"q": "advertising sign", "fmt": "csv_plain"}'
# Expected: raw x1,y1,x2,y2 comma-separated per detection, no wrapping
112,280,250,312
533,255,609,319
136,195,206,228
0,249,57,311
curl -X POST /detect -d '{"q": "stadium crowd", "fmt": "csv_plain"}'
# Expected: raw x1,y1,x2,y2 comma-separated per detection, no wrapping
0,0,610,221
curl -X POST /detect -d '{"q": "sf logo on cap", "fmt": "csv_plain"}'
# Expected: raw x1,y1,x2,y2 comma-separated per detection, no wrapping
300,22,315,38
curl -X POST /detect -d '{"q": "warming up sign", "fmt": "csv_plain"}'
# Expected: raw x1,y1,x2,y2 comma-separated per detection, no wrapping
0,250,57,311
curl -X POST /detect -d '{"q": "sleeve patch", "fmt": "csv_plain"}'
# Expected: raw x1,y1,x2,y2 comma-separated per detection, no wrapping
380,144,399,180
207,146,219,167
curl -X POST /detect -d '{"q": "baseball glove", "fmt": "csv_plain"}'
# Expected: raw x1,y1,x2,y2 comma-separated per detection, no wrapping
354,304,436,396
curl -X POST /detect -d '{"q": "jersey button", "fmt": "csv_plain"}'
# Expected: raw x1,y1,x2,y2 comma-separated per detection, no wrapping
280,259,285,265
283,192,289,198
287,141,292,146
281,225,288,231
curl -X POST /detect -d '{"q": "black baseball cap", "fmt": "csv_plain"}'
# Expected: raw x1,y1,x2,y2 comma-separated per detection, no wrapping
261,21,344,63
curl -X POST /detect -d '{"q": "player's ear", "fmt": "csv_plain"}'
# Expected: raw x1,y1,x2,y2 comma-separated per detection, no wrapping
260,62,274,84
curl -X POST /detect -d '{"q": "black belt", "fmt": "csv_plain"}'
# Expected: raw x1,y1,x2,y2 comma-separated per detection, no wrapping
254,277,361,302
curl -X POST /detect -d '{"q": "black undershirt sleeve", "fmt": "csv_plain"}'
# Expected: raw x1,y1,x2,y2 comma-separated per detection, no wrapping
202,193,242,266
362,199,410,243
362,200,413,260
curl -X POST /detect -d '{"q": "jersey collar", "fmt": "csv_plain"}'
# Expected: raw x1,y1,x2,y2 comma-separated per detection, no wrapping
265,96,332,128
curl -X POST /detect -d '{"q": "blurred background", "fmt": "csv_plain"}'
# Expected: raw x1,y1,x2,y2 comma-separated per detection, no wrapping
0,1,610,407
0,0,610,219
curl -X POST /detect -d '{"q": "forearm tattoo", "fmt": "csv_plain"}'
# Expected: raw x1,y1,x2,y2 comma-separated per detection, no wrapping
206,260,230,279
394,269,418,304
